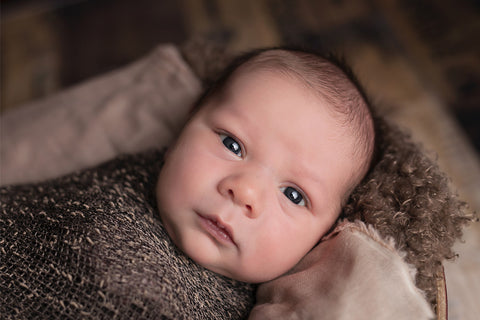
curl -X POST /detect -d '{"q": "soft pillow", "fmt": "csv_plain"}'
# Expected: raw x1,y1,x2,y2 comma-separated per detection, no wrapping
249,221,434,320
0,44,201,186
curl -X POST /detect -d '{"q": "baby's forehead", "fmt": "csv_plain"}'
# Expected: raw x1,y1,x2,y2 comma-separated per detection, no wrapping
205,66,346,125
236,63,347,106
220,67,317,104
223,68,345,123
209,69,352,140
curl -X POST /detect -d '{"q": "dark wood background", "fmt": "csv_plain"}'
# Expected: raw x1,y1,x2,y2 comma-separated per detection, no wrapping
2,0,479,152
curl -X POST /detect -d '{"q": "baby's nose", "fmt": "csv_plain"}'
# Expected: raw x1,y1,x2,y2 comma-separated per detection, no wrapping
218,171,265,219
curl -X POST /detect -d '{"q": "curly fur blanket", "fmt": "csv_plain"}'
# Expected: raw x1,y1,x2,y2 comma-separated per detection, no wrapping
342,117,472,307
0,150,255,319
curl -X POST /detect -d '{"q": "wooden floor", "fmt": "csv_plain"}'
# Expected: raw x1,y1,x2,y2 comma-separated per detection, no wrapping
2,0,479,318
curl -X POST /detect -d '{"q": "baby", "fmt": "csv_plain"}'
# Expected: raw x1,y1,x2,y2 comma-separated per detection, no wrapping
1,47,375,319
157,47,375,283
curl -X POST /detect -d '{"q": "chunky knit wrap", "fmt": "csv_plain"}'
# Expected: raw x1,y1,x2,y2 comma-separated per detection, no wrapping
0,150,256,319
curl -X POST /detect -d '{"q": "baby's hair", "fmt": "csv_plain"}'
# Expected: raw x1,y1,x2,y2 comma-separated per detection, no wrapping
193,46,376,194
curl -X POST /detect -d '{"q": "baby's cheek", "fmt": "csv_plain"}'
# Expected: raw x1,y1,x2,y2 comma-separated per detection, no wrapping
235,244,296,283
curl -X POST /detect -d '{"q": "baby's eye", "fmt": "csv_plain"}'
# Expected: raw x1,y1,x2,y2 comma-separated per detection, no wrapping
280,186,306,206
219,134,242,157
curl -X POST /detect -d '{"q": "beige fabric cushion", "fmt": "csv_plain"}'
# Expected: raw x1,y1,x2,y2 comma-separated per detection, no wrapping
249,221,434,320
0,44,201,186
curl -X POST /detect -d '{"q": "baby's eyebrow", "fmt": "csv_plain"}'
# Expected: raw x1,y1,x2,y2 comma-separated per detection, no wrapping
294,155,321,179
290,162,324,192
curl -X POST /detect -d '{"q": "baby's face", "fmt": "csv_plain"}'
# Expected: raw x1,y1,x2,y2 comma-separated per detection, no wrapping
156,69,358,282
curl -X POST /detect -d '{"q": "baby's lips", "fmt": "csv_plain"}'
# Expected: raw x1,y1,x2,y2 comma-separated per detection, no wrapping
196,211,237,246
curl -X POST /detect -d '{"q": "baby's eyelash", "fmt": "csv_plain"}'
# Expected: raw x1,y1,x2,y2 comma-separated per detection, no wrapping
218,132,244,158
280,186,309,208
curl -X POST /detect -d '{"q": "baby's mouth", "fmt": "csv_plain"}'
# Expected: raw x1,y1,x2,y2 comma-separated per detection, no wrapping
197,212,236,246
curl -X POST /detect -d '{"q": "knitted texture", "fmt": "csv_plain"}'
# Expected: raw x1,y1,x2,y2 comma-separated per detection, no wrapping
0,150,255,319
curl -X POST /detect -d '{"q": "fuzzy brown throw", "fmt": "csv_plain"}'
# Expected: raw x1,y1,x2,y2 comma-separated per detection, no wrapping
0,150,255,319
342,118,472,308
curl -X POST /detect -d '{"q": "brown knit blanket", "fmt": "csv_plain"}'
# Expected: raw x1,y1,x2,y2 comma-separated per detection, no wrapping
0,150,255,319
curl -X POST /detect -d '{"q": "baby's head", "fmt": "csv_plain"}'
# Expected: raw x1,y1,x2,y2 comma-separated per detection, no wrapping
156,47,375,283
